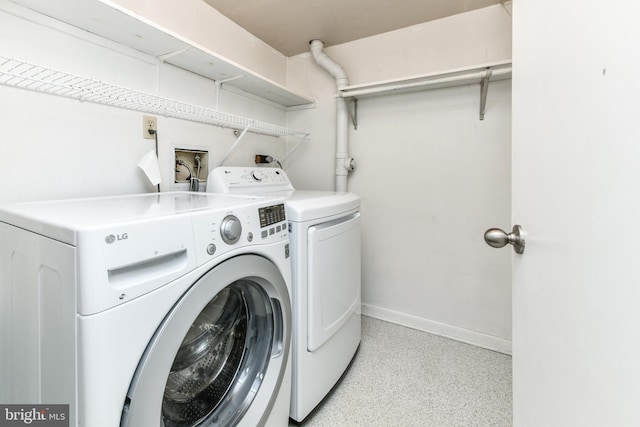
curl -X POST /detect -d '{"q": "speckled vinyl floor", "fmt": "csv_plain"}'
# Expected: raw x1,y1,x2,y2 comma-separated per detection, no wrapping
290,316,512,427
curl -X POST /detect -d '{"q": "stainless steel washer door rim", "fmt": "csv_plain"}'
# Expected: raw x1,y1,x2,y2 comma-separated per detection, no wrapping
120,255,291,427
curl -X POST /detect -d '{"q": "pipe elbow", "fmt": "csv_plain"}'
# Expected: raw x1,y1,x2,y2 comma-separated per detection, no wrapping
309,39,326,60
309,40,349,86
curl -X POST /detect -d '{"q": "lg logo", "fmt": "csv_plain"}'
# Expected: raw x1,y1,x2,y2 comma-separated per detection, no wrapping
105,233,129,244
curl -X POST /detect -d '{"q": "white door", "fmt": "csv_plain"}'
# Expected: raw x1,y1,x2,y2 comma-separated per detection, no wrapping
511,1,640,425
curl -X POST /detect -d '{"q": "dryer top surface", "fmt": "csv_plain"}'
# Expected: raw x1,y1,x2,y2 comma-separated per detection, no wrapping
280,190,360,222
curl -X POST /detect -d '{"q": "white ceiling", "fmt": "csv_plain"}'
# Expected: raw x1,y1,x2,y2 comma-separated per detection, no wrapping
201,0,506,57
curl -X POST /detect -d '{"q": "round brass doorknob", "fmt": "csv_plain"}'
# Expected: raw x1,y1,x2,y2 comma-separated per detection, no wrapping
484,225,525,254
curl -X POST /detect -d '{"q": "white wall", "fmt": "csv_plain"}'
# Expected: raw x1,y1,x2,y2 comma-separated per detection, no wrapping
0,6,288,203
286,5,513,352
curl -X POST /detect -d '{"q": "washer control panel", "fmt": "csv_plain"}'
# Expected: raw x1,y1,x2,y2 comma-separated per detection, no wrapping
191,200,288,266
258,203,287,240
259,204,286,228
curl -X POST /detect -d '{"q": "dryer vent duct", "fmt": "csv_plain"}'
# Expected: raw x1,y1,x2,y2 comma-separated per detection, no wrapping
309,39,354,192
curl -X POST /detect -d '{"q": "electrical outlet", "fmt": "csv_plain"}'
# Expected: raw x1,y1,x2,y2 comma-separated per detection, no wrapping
143,115,157,139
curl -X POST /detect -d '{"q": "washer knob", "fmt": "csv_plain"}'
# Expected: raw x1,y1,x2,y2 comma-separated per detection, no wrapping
220,215,242,244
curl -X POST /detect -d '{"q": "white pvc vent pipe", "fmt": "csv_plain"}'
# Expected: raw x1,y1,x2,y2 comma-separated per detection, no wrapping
309,40,353,192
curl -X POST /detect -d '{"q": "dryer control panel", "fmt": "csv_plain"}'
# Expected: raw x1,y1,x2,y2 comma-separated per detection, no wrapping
208,167,294,194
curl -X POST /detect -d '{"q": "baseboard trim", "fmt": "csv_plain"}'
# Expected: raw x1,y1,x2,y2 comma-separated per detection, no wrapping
362,304,512,355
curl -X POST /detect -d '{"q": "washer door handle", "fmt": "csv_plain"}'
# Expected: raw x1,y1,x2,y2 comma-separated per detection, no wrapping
484,225,526,254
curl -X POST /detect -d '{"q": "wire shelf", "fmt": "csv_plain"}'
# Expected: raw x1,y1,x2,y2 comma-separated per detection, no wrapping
0,56,310,139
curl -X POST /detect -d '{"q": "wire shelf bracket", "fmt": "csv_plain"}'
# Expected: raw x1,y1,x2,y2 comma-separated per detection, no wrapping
219,123,251,166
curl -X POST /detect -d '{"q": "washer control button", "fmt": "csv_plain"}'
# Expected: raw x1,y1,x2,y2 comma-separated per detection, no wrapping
206,243,216,255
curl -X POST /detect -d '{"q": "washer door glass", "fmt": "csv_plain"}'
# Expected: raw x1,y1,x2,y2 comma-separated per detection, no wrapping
162,280,274,427
120,254,290,427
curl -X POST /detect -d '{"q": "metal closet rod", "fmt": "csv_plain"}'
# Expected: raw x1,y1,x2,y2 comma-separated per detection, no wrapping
338,65,512,99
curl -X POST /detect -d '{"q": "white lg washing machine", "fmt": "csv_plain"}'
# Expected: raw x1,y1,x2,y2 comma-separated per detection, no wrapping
0,191,292,427
208,167,361,422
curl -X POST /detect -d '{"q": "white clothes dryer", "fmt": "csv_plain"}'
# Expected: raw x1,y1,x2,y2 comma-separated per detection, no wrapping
208,167,361,422
0,192,292,427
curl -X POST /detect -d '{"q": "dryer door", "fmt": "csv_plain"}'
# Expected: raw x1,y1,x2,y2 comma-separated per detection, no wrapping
120,255,291,427
307,212,361,352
